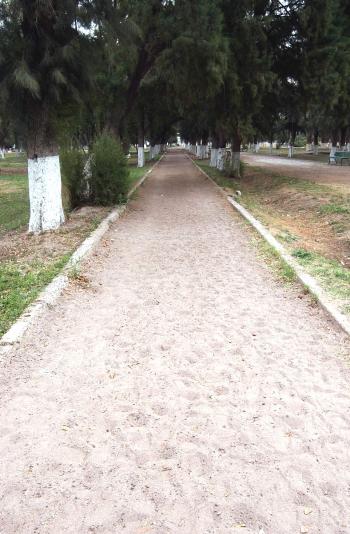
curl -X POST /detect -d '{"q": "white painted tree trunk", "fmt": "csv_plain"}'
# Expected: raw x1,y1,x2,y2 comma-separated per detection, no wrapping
253,143,259,153
305,143,312,152
270,142,273,155
149,146,155,160
137,146,145,168
288,145,294,158
203,145,209,158
210,148,218,167
330,145,337,157
216,148,225,171
0,148,5,159
28,155,65,233
230,152,240,176
347,143,350,151
312,143,319,155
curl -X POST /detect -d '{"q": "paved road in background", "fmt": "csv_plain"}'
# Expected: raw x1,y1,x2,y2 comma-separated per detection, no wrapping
242,152,350,187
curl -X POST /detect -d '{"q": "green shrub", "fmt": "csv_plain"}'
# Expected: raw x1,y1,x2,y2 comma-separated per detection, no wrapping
90,134,129,205
60,148,87,208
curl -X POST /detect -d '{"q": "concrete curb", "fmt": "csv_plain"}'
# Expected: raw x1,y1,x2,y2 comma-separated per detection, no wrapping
191,156,350,337
0,155,163,354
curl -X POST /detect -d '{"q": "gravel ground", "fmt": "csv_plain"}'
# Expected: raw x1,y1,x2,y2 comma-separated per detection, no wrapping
0,152,350,534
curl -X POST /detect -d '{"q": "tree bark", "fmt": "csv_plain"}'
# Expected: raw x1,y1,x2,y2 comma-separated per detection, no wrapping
312,130,319,155
306,131,312,152
340,127,347,150
210,135,219,167
228,131,241,177
330,129,339,157
288,128,296,158
26,105,64,233
216,148,225,170
137,122,145,168
210,148,218,167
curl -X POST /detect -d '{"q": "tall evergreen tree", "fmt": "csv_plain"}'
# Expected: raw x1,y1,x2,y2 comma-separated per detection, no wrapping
0,0,91,232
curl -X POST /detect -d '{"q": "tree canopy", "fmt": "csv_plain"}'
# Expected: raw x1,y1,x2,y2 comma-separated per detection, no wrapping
1,0,350,229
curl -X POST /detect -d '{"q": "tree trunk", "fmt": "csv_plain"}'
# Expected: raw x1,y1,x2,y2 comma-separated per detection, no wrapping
27,155,64,233
330,145,337,157
329,130,338,158
288,128,296,158
210,148,218,167
228,132,241,177
138,146,145,167
26,109,64,233
312,130,319,155
340,127,347,150
306,131,312,152
216,148,225,170
137,123,145,168
201,135,209,159
330,129,339,157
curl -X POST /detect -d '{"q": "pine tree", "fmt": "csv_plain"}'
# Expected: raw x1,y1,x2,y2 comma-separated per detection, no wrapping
0,0,91,232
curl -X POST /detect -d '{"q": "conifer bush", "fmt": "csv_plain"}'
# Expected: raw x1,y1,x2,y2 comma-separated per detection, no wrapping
90,134,129,205
60,148,87,209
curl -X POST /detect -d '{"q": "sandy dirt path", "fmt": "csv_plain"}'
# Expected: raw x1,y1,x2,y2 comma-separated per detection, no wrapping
242,153,350,188
1,152,350,534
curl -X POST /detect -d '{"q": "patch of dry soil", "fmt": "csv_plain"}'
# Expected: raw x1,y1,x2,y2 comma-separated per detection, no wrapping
0,206,110,262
